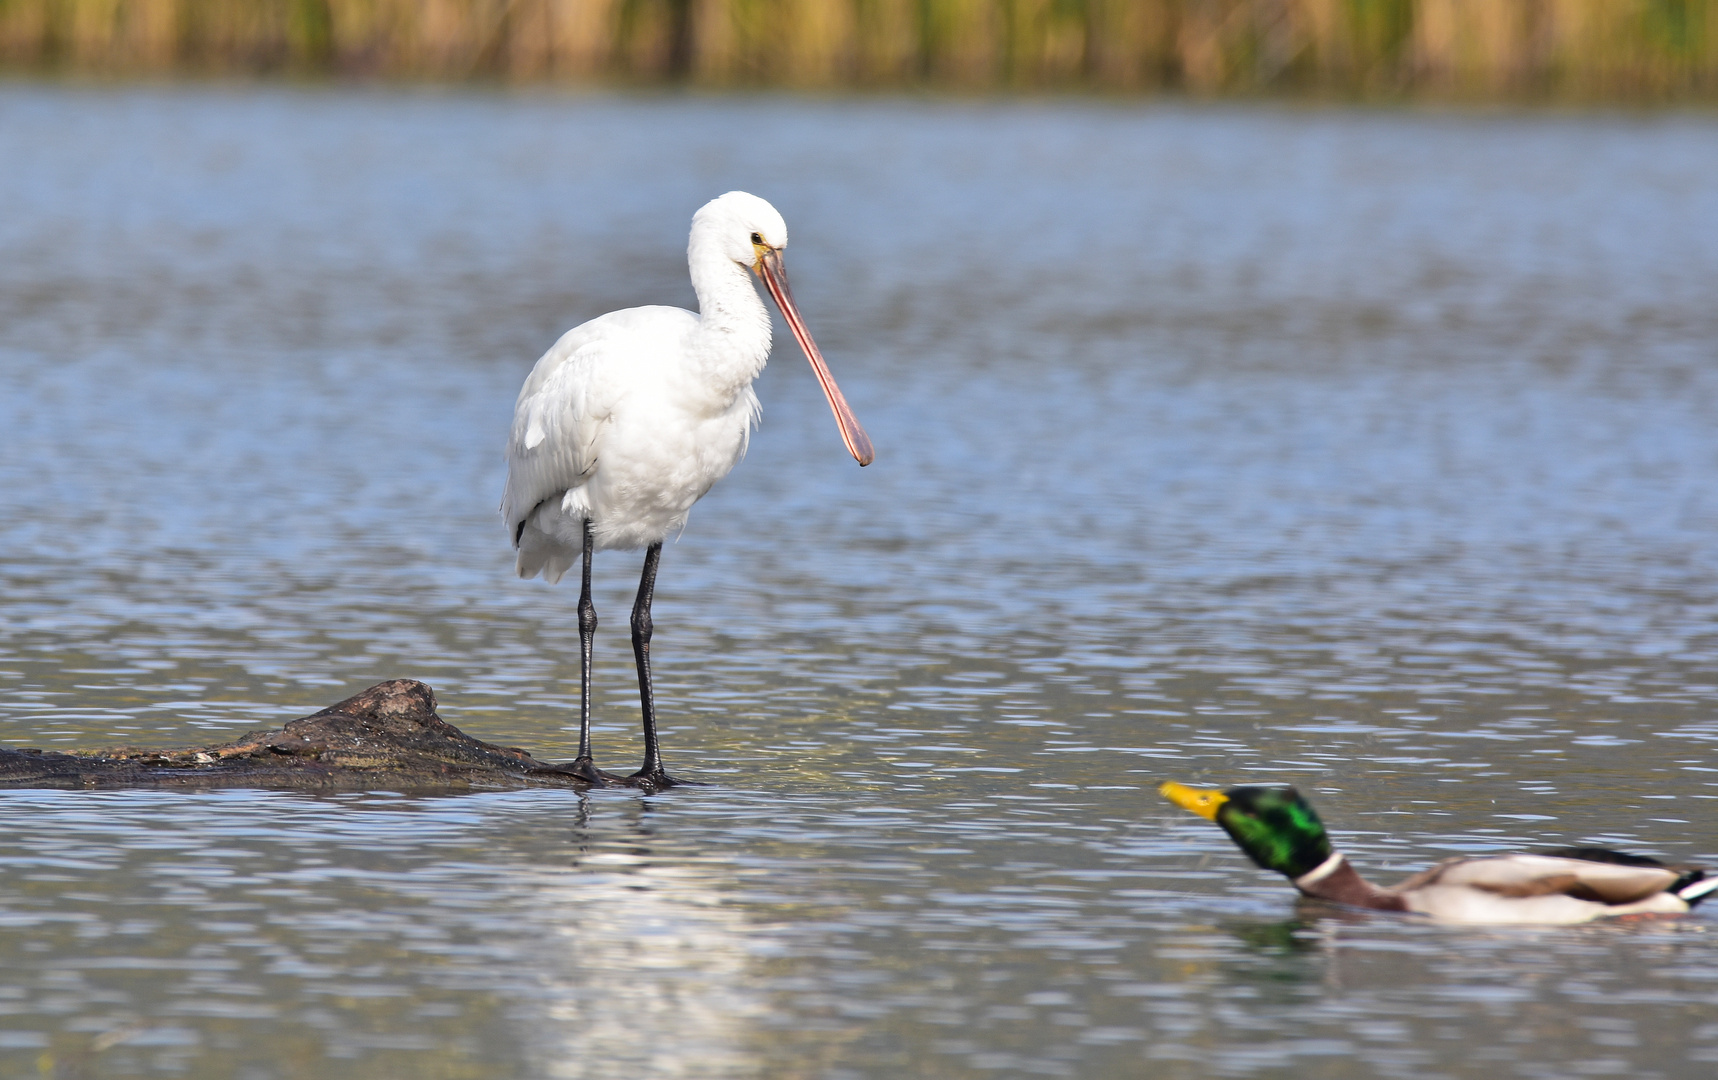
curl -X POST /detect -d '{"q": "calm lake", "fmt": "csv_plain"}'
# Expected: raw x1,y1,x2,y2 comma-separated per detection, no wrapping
1,86,1715,1078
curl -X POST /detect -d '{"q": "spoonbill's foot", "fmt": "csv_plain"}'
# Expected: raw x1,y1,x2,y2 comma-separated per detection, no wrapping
554,756,627,786
622,766,688,793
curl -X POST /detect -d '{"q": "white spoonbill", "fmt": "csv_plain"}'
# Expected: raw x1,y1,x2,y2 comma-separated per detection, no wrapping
502,191,873,791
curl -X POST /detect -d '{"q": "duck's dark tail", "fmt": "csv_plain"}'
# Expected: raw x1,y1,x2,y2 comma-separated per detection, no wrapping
1673,872,1717,909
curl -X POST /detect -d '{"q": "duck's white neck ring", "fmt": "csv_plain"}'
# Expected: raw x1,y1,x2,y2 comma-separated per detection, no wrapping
1293,852,1346,889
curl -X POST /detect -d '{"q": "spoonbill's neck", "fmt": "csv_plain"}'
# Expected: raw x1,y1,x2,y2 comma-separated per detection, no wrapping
687,242,773,393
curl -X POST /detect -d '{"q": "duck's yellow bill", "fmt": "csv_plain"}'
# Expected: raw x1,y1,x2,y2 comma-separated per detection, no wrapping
1160,782,1228,821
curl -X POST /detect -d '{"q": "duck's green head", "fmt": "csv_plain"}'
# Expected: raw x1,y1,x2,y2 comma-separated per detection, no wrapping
1161,782,1333,879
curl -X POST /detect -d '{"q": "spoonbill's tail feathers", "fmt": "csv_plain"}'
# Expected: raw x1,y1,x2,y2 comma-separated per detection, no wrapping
514,503,587,584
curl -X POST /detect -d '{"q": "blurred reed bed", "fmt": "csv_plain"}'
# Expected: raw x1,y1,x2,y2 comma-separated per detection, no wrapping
2,0,1715,96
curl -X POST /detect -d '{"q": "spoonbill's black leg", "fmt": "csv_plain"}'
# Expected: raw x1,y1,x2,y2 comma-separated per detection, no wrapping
566,520,619,785
626,541,678,791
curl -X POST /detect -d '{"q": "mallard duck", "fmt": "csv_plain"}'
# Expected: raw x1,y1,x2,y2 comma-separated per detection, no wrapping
1161,782,1716,925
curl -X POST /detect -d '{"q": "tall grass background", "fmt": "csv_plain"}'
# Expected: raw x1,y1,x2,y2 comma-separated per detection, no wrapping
2,0,1715,97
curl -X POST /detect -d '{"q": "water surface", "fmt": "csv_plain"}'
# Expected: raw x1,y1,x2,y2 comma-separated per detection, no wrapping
1,88,1716,1078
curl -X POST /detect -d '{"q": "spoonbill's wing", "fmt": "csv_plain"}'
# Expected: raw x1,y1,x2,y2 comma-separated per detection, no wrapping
502,328,618,543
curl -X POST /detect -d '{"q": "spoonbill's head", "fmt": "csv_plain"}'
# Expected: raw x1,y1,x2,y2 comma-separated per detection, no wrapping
1160,782,1334,879
692,191,874,467
692,190,790,268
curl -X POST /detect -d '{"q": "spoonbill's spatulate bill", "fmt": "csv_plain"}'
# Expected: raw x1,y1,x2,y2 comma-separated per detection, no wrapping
1161,782,1718,924
501,192,872,790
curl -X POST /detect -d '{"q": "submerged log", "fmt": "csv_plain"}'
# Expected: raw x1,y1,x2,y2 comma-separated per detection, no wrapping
0,680,595,792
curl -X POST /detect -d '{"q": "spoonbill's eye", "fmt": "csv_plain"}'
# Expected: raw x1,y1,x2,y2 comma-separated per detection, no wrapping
750,232,764,245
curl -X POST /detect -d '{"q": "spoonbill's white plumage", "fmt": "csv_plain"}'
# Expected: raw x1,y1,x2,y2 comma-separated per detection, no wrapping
502,191,872,790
